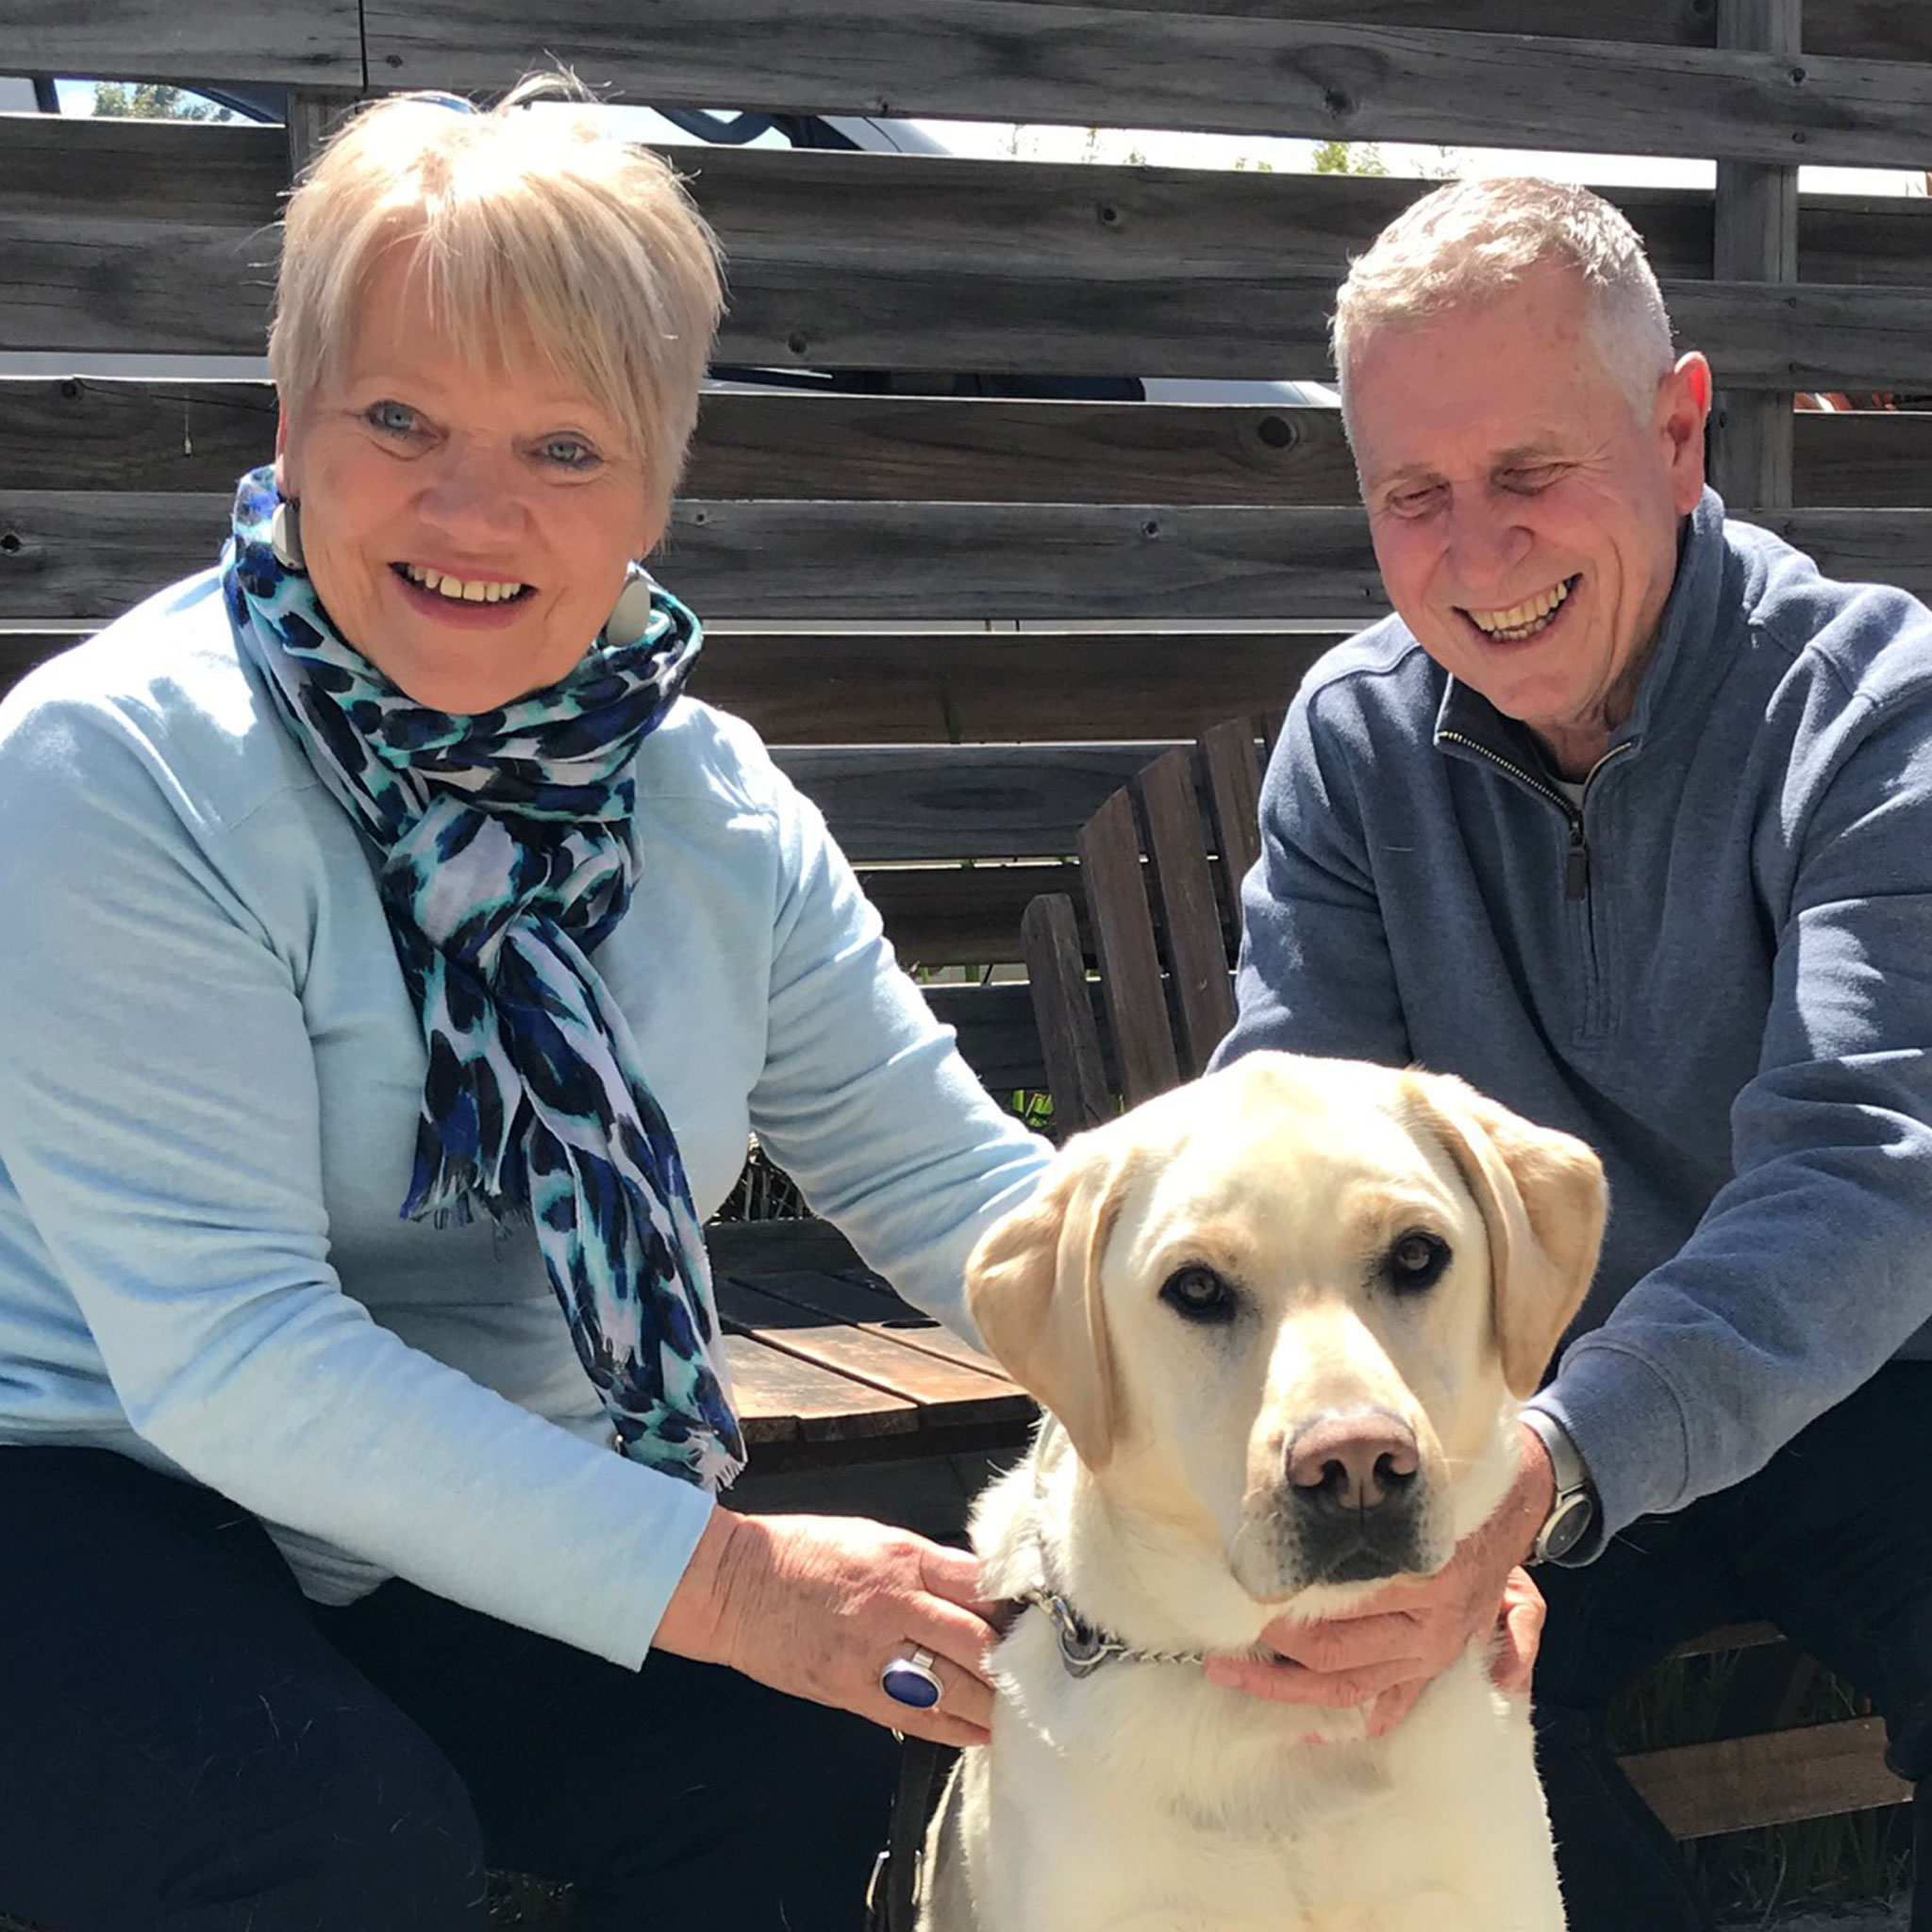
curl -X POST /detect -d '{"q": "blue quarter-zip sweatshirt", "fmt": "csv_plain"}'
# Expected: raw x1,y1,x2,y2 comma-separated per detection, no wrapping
1215,491,1932,1552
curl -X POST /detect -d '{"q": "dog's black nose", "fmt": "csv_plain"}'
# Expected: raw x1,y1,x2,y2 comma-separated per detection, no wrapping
1286,1413,1420,1515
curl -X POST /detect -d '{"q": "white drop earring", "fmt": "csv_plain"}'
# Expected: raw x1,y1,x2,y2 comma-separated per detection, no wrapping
601,572,656,648
269,499,306,572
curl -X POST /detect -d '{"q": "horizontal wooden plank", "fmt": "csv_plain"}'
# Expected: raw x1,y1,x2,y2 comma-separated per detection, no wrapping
12,495,1932,629
1620,1716,1909,1840
7,0,363,87
13,379,1932,526
722,1329,918,1443
0,117,286,226
772,743,1169,861
706,1215,864,1276
746,1267,1020,1382
1667,281,1932,393
0,378,1365,505
673,501,1390,622
0,621,1330,746
1666,1620,1785,1660
0,491,1388,624
16,0,1926,99
11,118,1932,374
361,5,1932,169
706,394,1364,507
693,631,1332,742
717,1274,1032,1425
925,979,1058,1092
862,862,1089,968
1795,411,1932,508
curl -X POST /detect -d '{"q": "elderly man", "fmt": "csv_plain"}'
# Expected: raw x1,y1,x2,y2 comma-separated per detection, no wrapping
1208,175,1932,1928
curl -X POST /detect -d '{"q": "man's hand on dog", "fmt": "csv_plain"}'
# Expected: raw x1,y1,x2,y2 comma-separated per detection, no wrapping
1204,1424,1556,1736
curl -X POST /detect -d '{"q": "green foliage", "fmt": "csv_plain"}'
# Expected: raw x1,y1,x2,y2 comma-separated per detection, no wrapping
1311,139,1390,177
91,81,225,122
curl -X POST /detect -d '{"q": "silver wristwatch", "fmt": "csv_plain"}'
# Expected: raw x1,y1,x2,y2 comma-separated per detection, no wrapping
1520,1407,1596,1565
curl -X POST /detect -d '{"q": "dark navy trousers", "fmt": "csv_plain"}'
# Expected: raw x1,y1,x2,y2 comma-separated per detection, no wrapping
1533,1361,1932,1931
0,1446,897,1932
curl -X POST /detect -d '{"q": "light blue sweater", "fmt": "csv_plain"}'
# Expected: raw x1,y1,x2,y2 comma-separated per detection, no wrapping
1217,492,1932,1555
0,569,1049,1665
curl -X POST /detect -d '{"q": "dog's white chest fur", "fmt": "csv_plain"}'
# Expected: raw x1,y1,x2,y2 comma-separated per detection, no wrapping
922,1447,1565,1932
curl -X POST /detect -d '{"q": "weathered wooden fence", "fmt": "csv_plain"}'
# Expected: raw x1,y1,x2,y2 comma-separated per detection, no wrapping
6,0,1932,1087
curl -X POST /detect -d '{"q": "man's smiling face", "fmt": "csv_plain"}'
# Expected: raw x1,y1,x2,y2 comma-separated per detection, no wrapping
1346,263,1709,776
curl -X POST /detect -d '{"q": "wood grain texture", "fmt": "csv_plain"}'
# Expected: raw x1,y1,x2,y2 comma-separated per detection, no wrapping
360,3,1932,169
1133,745,1236,1075
9,112,1932,375
720,1331,918,1443
1620,1717,1909,1839
772,743,1169,862
8,0,362,86
12,380,1932,518
0,375,1353,503
18,494,1932,629
726,1274,1027,1398
1078,789,1179,1105
716,1275,1030,1425
1708,0,1800,508
1197,720,1265,931
13,0,1924,115
859,863,1089,968
692,631,1335,745
736,1267,1016,1381
924,979,1073,1093
1021,892,1113,1137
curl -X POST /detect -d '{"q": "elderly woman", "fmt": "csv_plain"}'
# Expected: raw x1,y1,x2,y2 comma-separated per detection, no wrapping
0,81,1048,1931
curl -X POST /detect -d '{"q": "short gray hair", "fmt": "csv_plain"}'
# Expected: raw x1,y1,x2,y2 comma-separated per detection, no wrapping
1331,176,1675,429
270,74,724,508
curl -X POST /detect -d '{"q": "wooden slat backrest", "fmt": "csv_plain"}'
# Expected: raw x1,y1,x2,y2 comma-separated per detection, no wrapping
1197,720,1266,934
1025,724,1265,1130
1133,745,1236,1076
1075,788,1180,1106
1018,894,1111,1138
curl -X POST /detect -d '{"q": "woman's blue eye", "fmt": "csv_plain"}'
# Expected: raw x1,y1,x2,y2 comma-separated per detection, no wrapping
541,437,598,469
366,401,418,437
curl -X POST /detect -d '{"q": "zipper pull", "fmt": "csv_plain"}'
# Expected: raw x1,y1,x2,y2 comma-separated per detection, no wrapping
1565,824,1589,900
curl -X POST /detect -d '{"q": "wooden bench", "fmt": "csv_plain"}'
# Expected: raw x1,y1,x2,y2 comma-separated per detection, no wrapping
708,1219,1036,1479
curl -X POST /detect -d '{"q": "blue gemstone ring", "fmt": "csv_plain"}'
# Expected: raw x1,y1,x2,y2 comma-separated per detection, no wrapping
879,1648,944,1710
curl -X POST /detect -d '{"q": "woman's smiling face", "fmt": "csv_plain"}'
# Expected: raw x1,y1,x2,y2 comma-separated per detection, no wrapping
275,239,664,714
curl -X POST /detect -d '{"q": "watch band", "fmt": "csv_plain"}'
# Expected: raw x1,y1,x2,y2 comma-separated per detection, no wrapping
1521,1407,1596,1565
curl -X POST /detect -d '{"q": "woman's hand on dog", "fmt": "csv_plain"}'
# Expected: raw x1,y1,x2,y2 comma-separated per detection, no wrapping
1204,1424,1556,1733
657,1508,1001,1746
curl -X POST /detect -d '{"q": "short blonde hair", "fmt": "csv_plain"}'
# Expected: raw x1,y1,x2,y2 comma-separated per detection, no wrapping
270,75,724,505
1332,177,1675,430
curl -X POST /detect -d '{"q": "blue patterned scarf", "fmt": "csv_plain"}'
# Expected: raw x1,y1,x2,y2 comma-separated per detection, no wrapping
221,465,744,1490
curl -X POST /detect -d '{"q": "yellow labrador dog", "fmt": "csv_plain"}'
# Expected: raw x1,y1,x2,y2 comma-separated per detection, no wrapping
919,1051,1606,1932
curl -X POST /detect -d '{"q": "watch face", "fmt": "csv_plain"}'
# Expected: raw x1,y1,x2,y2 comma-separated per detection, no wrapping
1541,1491,1593,1563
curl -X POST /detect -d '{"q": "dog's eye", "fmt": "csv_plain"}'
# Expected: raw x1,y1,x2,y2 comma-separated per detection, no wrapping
1384,1231,1451,1293
1159,1265,1237,1324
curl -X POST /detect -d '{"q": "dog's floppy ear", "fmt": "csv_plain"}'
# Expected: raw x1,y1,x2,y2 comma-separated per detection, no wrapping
1407,1075,1607,1398
966,1135,1132,1469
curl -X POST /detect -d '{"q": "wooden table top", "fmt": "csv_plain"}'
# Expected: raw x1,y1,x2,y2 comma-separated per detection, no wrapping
707,1219,1037,1474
